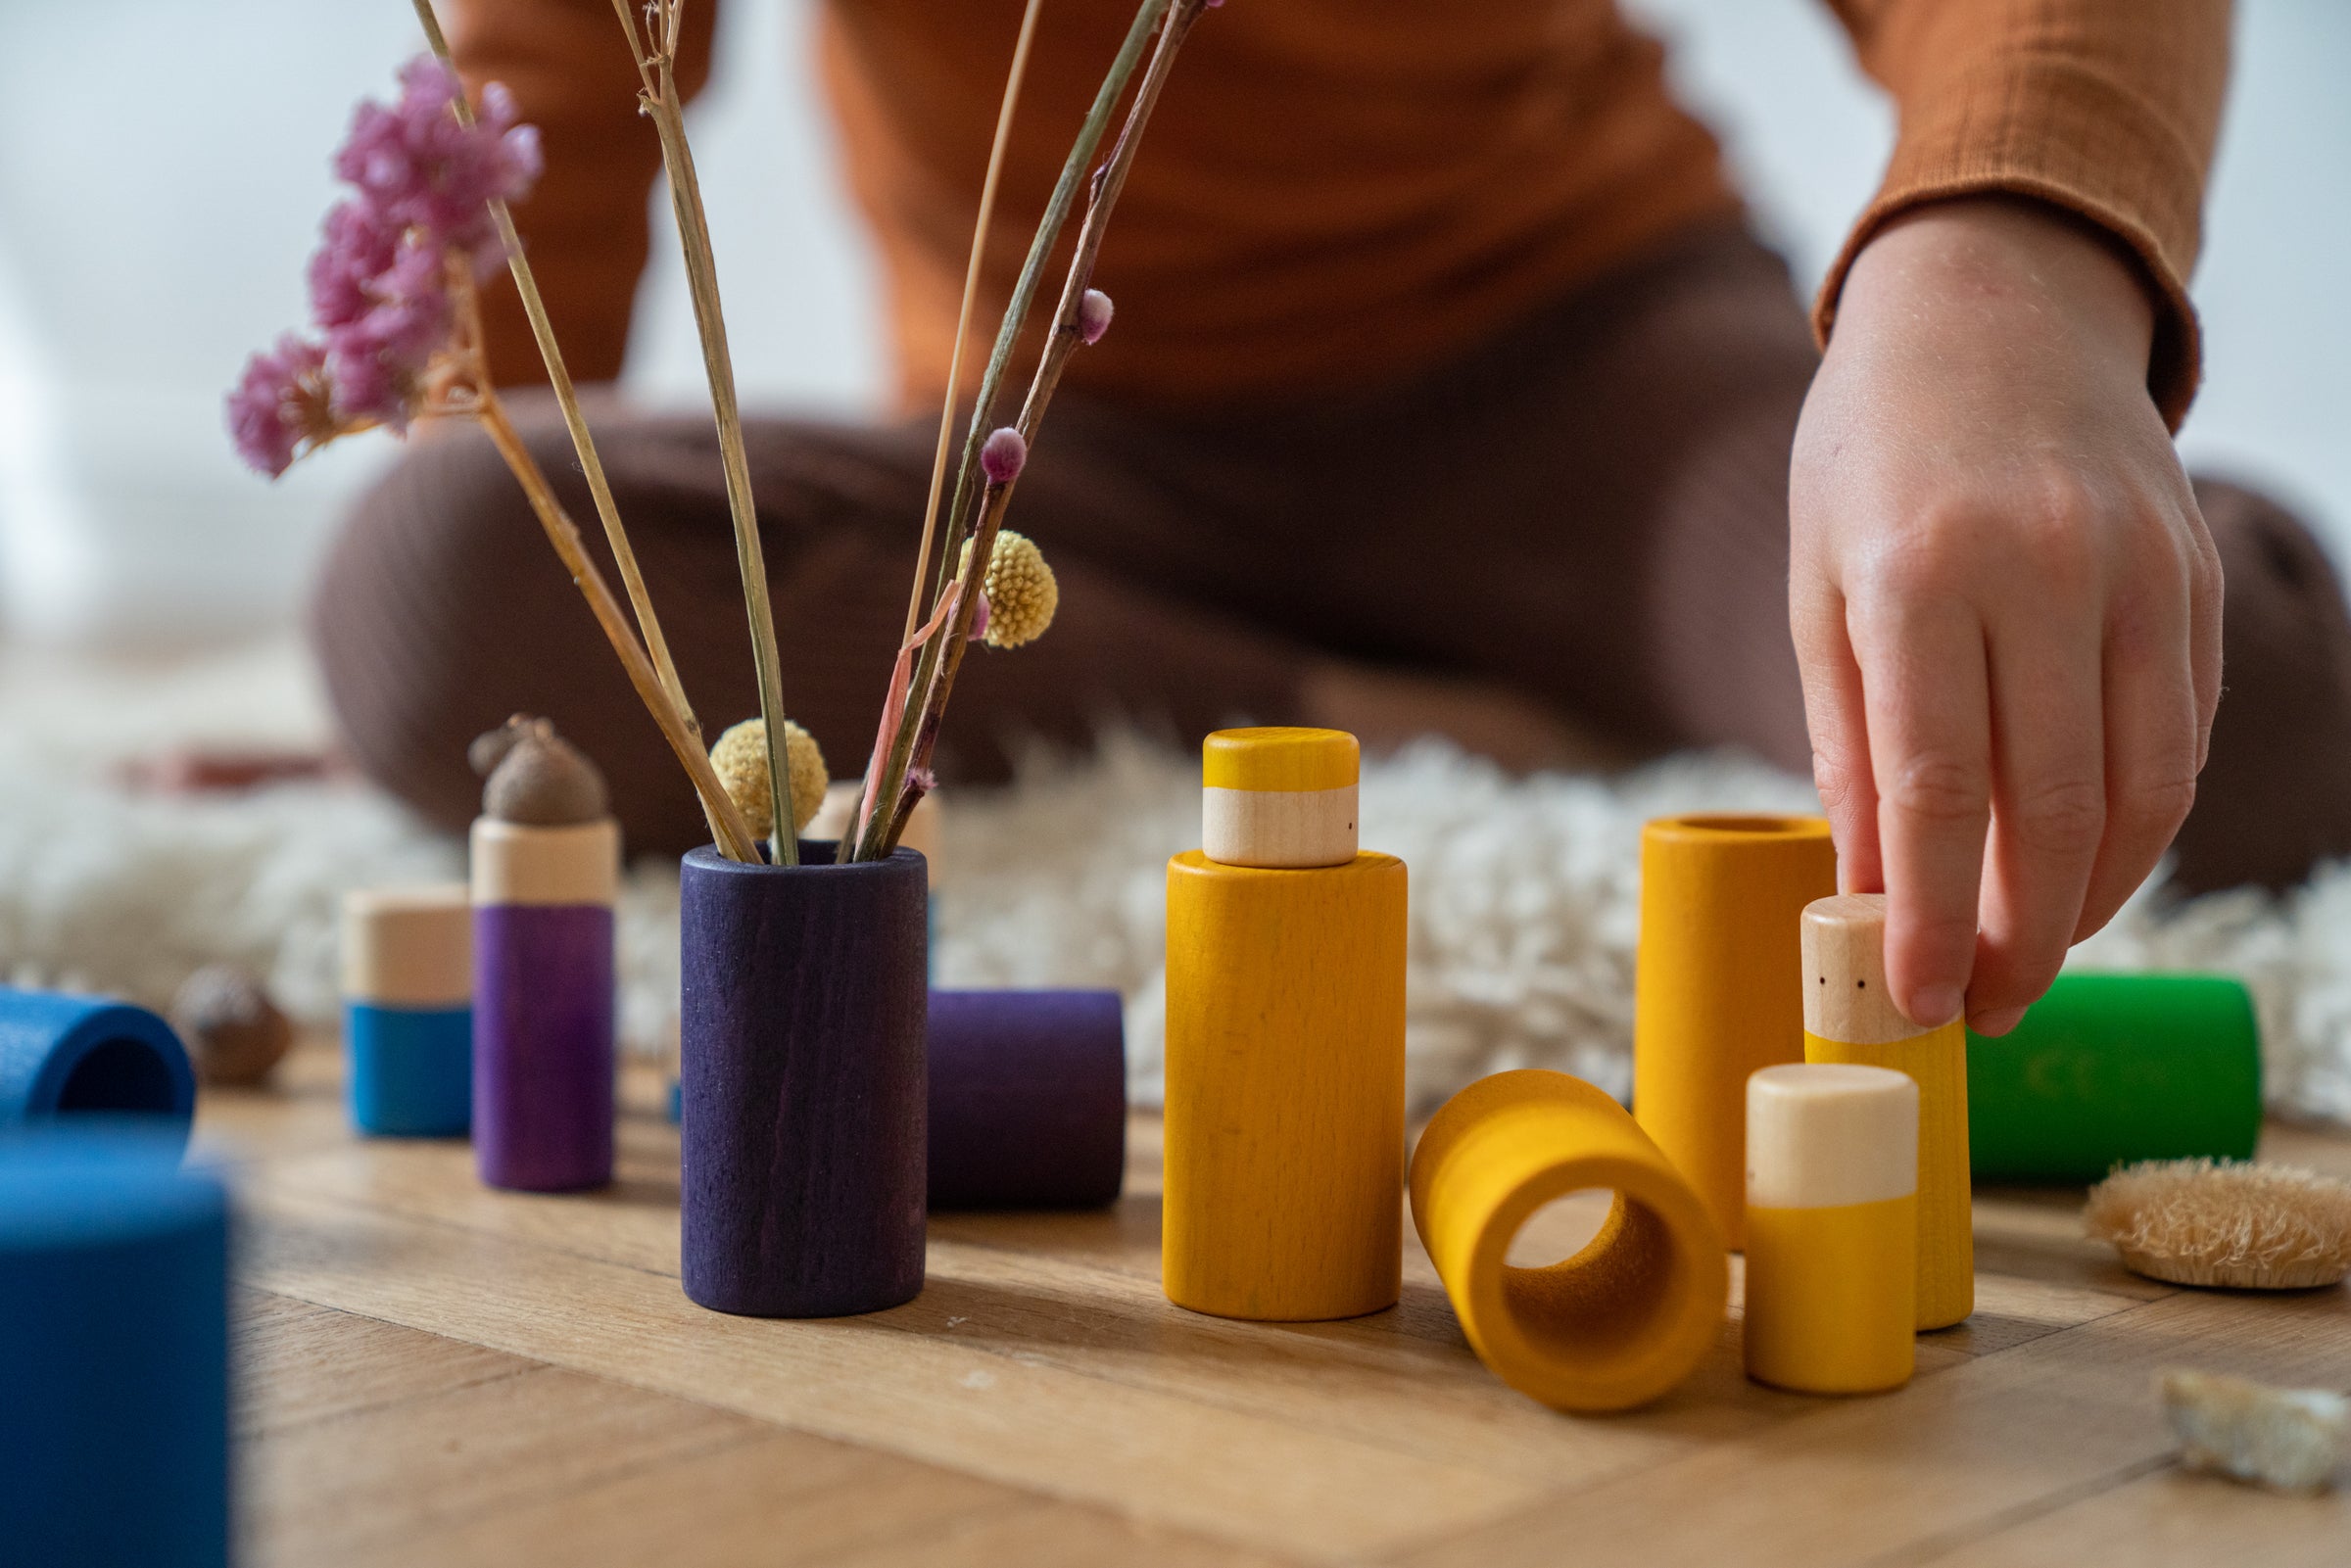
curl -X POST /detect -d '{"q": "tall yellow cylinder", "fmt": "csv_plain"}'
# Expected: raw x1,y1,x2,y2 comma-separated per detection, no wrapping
1164,729,1406,1321
1410,1069,1729,1412
1800,894,1974,1330
1634,815,1838,1247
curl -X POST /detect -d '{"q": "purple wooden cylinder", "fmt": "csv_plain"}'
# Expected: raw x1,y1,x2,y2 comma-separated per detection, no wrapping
680,840,928,1317
929,990,1126,1211
473,904,614,1191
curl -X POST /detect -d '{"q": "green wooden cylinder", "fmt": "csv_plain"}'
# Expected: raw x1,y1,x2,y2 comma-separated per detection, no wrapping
1966,973,2261,1183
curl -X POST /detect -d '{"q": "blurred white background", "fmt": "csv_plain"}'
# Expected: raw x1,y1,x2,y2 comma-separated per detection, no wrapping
3,0,2343,646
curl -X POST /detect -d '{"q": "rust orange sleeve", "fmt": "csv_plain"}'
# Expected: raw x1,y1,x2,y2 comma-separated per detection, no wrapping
1814,0,2231,428
442,0,720,386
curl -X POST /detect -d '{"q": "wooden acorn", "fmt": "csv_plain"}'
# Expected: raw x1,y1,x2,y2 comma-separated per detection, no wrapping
469,718,618,1192
1744,1063,1918,1394
1411,1069,1728,1412
341,885,472,1136
1633,815,1838,1247
1164,728,1407,1320
1801,893,1973,1329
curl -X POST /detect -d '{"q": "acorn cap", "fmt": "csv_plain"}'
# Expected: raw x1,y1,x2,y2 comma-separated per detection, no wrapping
479,718,609,826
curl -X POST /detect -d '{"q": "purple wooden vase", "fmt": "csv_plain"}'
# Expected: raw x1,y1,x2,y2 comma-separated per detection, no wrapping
680,840,928,1317
473,904,614,1191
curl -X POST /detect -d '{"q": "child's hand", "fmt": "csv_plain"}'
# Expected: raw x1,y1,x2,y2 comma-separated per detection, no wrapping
1789,197,2222,1035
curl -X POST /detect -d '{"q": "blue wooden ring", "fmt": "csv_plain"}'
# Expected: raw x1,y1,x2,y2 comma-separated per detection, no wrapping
0,988,197,1147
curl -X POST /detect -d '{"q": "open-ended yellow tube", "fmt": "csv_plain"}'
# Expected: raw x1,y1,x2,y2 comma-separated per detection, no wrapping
1410,1069,1729,1412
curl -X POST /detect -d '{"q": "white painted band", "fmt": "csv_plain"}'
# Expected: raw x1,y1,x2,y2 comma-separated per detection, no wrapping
1747,1063,1918,1210
1202,784,1358,869
469,817,620,907
341,883,472,1006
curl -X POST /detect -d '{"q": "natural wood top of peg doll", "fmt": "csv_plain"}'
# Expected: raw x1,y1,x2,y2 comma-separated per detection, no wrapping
1801,893,1938,1045
1746,1063,1919,1210
1203,728,1359,792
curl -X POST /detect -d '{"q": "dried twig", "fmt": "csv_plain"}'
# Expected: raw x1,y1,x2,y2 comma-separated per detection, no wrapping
408,0,747,857
902,0,1044,643
851,0,1184,861
611,0,800,863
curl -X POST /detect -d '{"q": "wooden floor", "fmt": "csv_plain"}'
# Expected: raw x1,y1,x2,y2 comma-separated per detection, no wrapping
200,1041,2351,1567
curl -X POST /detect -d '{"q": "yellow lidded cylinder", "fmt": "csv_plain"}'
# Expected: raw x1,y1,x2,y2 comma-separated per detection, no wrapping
1164,729,1406,1321
1410,1069,1729,1412
1633,815,1838,1247
1744,1063,1919,1393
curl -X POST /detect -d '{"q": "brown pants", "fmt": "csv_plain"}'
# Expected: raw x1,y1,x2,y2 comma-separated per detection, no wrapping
313,223,2351,892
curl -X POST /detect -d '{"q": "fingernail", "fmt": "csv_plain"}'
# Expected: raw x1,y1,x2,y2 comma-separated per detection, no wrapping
1911,983,1964,1028
1970,1006,2027,1037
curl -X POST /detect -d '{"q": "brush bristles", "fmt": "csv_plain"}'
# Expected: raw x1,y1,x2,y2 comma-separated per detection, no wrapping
2086,1160,2351,1290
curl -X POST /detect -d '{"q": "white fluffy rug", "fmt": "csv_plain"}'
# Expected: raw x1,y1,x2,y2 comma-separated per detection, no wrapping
3,639,2347,1125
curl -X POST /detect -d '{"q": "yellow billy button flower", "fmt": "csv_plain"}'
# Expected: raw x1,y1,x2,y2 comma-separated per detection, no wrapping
707,717,829,836
958,529,1059,649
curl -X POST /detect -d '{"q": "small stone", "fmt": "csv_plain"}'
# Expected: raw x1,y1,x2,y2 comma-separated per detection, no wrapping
171,965,293,1087
480,717,609,826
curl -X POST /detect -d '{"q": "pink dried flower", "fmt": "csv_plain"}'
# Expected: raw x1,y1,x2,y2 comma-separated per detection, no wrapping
980,427,1028,485
1077,288,1114,345
308,202,401,329
324,234,453,430
968,592,992,642
333,57,540,271
225,336,335,477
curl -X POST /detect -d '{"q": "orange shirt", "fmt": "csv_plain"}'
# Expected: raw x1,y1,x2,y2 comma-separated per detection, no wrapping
448,0,2226,426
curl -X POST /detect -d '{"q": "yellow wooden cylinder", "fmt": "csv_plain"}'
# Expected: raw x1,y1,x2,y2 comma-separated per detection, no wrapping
1801,893,1974,1330
1744,1063,1918,1394
1410,1069,1728,1412
1804,1027,1971,1328
1164,849,1407,1320
1633,815,1838,1247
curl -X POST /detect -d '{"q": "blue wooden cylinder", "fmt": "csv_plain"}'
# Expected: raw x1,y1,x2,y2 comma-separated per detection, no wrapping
346,1004,473,1136
680,840,928,1317
0,1129,228,1567
341,885,473,1138
0,988,195,1150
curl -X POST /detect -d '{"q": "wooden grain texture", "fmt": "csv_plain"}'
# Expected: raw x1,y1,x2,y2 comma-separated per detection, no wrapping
338,884,471,1006
679,841,929,1317
1164,848,1407,1320
1410,1069,1728,1412
209,1044,2351,1568
467,817,620,907
1800,892,1926,1045
1634,816,1839,1246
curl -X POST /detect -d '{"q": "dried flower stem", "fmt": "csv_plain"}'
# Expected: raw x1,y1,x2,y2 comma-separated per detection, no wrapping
902,0,1043,644
851,0,1179,861
877,0,1209,855
612,0,799,864
469,387,762,861
408,0,738,855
